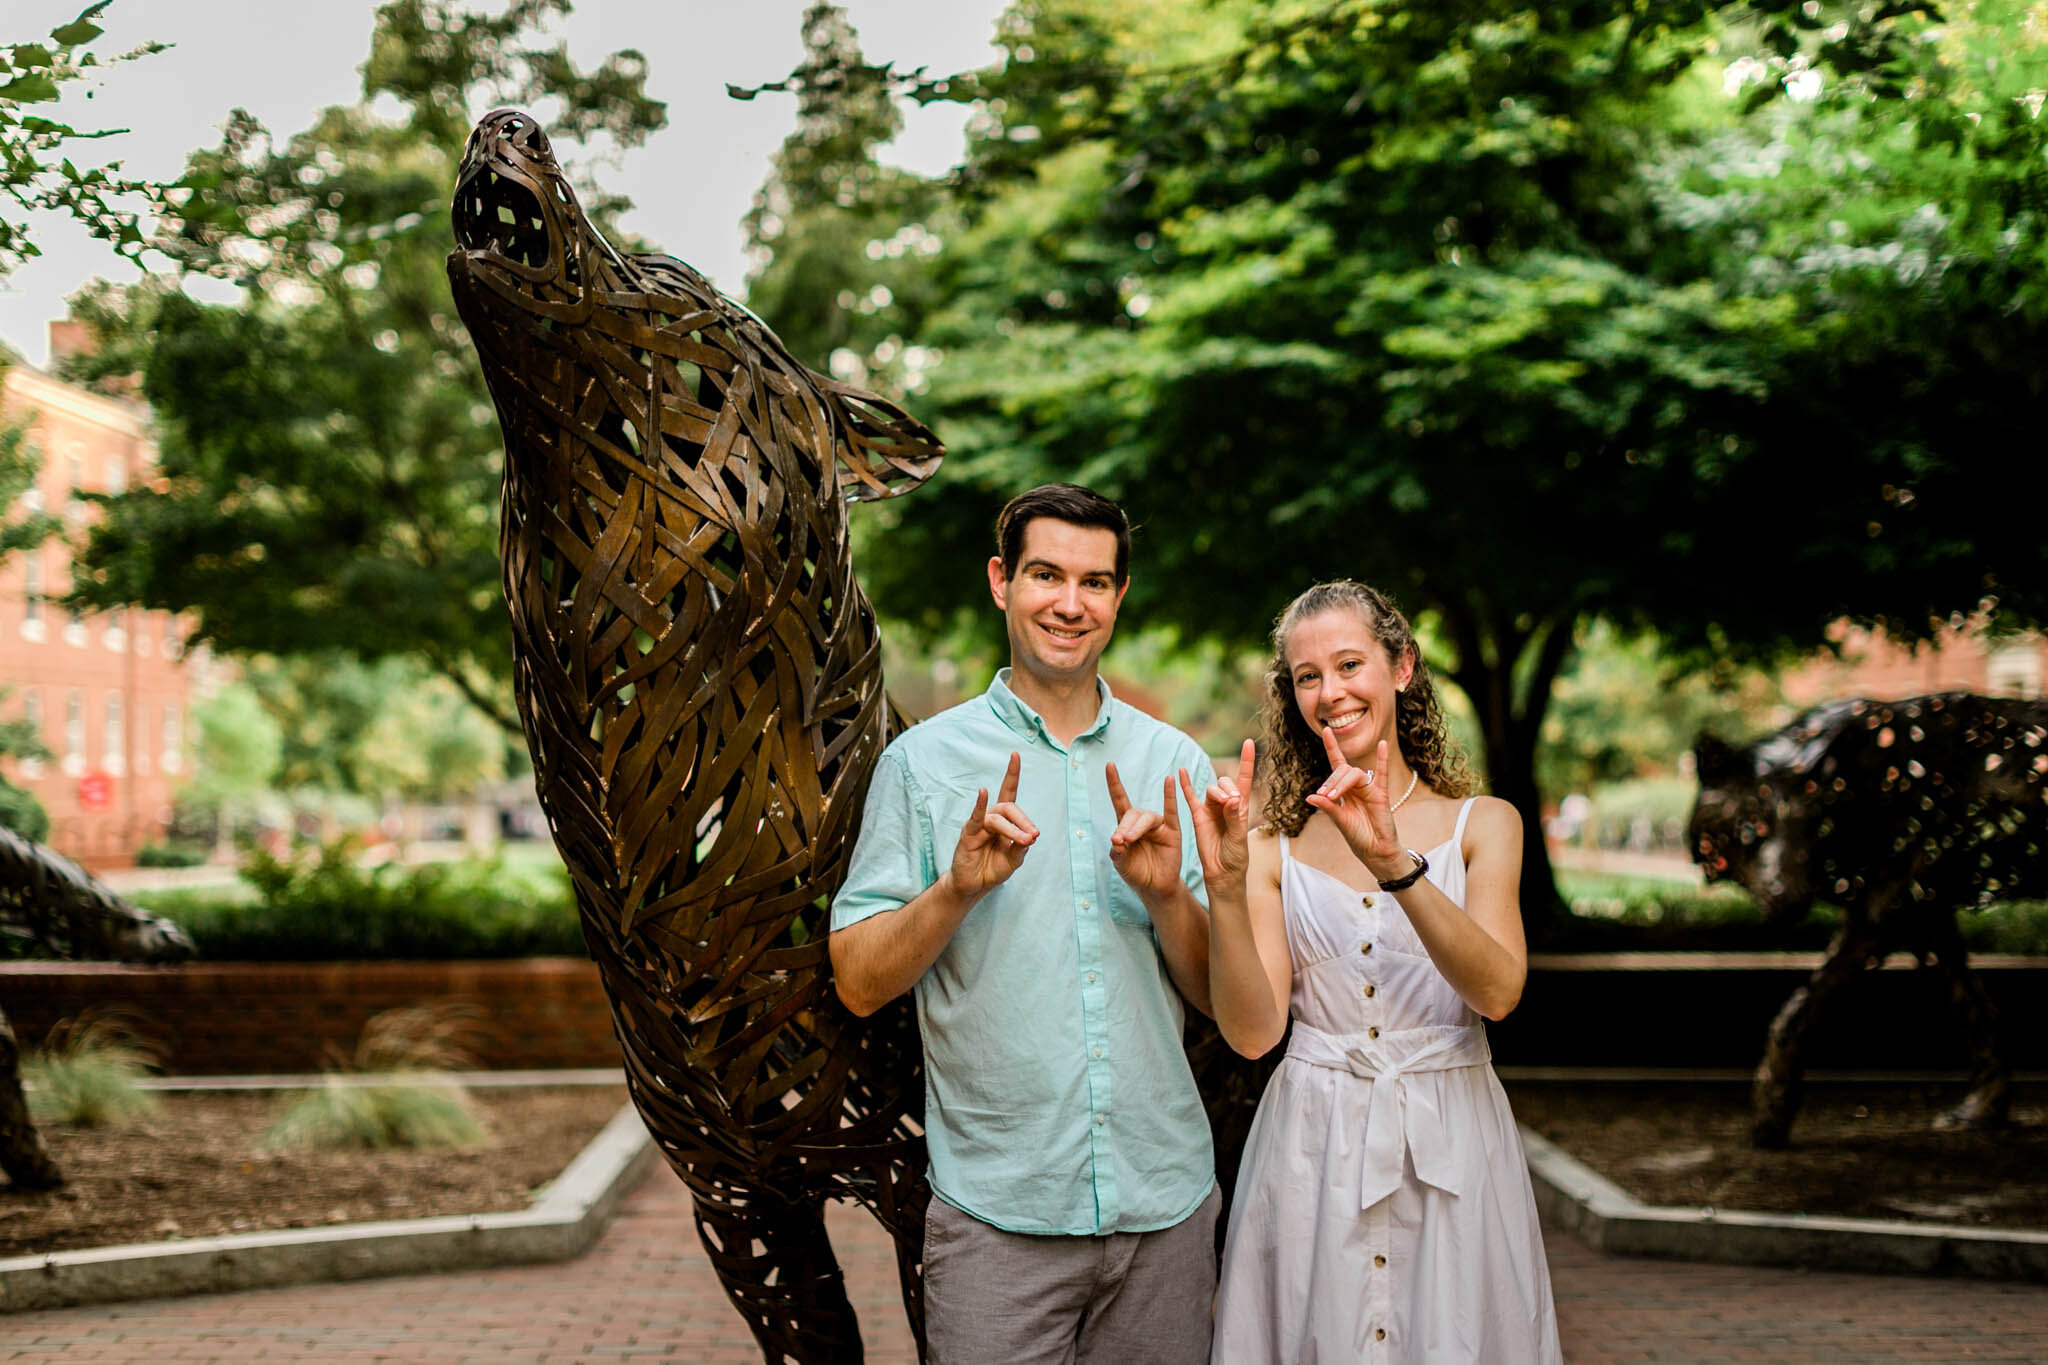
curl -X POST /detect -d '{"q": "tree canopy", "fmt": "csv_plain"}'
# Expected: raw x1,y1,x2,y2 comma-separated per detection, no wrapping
0,1,162,279
63,0,666,732
743,0,2046,928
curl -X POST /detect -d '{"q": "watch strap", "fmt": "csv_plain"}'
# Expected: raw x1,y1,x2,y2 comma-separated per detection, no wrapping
1376,849,1429,893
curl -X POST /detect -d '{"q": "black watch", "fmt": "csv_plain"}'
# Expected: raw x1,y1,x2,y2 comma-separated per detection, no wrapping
1376,849,1429,893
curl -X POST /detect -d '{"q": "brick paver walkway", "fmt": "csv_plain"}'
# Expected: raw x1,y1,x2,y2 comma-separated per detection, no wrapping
6,1168,2048,1362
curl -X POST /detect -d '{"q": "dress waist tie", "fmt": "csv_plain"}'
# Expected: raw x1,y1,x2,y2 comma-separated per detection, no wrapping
1285,1020,1492,1211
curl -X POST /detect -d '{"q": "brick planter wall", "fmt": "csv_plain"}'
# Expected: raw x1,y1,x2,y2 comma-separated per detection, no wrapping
0,959,620,1075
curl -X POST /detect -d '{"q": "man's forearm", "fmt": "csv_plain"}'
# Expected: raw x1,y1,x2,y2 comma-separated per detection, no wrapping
829,877,980,1016
1144,884,1214,1018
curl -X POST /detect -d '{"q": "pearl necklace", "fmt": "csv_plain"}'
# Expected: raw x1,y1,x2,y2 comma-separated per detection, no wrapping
1388,769,1419,814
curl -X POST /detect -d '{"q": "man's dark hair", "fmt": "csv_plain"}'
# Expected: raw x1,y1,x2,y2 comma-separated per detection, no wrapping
994,483,1131,585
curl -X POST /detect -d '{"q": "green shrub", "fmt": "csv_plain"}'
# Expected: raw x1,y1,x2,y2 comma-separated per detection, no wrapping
136,840,211,868
265,1077,484,1151
1553,870,2048,954
25,1014,160,1128
133,839,582,960
263,1005,487,1151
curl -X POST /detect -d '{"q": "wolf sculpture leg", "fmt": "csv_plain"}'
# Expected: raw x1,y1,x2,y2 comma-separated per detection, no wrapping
0,1008,63,1190
689,1177,867,1363
1925,917,2010,1131
1752,923,1879,1148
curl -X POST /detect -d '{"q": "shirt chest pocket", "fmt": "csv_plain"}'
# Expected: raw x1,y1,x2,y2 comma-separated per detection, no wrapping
1105,874,1153,928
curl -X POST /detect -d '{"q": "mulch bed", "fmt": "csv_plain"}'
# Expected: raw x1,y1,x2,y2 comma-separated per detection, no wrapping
1504,1078,2048,1229
0,1084,627,1257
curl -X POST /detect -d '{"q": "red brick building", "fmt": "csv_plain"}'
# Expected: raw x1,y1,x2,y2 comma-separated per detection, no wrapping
0,347,216,869
1783,621,2047,709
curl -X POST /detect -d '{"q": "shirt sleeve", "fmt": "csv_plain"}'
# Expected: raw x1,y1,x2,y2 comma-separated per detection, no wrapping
830,746,938,933
1178,747,1218,904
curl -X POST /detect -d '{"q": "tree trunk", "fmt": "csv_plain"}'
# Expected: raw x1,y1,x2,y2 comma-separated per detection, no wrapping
1445,606,1576,943
0,1008,64,1190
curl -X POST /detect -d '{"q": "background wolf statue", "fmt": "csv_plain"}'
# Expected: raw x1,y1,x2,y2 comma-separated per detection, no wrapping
1691,692,2048,1147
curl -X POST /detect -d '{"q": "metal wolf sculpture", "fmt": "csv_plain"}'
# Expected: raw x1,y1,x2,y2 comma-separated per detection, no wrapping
1690,692,2048,1147
448,109,942,1362
0,825,194,1188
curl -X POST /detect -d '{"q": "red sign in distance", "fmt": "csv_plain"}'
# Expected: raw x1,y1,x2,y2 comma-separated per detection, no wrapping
77,772,113,812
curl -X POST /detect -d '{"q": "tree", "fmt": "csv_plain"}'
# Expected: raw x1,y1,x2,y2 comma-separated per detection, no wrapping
0,2,163,277
743,0,2040,933
63,0,667,732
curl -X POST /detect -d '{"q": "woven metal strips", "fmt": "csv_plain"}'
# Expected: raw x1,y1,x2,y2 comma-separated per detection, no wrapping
450,109,935,1363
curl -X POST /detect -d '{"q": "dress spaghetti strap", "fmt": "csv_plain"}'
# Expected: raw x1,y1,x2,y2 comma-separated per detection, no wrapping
1450,796,1478,850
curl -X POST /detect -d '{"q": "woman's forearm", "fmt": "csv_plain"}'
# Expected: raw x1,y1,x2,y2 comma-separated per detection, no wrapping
1386,878,1526,1020
1207,882,1289,1057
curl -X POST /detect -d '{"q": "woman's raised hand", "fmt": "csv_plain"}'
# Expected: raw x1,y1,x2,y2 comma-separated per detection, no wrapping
942,751,1038,901
1179,739,1255,897
1304,730,1405,878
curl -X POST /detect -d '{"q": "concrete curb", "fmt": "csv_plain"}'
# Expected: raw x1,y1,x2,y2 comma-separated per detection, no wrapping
1521,1124,2048,1283
0,1101,658,1313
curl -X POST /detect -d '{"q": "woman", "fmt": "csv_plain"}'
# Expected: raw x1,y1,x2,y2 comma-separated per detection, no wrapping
1180,581,1560,1363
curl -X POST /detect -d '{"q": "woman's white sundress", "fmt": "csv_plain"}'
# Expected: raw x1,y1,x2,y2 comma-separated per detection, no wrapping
1211,798,1562,1364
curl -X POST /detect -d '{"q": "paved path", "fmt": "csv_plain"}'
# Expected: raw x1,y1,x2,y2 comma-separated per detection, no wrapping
6,1168,2048,1362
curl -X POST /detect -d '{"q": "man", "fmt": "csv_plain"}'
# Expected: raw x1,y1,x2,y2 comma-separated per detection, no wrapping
830,483,1220,1364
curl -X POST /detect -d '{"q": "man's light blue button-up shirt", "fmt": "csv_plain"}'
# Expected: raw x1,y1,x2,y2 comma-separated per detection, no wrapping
831,670,1218,1235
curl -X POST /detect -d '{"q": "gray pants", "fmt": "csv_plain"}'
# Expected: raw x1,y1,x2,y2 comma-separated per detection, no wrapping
923,1187,1220,1365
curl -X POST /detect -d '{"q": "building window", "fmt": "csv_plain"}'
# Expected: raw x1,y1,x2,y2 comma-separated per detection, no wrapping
63,690,85,777
1988,639,2044,699
164,616,183,659
161,701,182,774
103,606,127,653
20,554,44,641
63,604,87,647
104,459,126,495
104,691,125,776
20,487,43,513
135,705,152,777
20,690,44,778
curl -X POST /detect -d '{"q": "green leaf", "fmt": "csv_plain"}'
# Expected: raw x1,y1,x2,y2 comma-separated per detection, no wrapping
49,18,104,47
0,73,61,103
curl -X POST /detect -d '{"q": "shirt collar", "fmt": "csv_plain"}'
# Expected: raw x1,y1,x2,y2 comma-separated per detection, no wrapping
986,668,1117,745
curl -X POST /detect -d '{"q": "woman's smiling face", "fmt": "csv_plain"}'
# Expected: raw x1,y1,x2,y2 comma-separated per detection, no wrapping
1284,606,1414,766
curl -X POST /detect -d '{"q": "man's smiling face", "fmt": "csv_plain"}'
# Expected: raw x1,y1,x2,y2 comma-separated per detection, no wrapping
988,517,1129,689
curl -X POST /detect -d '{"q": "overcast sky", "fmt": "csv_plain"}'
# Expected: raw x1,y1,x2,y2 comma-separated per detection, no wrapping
1,0,1007,367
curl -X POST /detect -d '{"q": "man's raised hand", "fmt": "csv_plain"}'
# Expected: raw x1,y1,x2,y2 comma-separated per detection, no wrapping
1179,739,1255,896
1106,762,1184,904
942,751,1038,902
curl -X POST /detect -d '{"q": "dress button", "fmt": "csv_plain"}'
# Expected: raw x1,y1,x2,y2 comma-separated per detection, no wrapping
1368,1027,1380,1039
1364,984,1376,998
1374,1254,1386,1268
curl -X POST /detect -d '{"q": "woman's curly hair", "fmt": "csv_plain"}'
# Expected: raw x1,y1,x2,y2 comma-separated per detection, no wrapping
1256,581,1477,837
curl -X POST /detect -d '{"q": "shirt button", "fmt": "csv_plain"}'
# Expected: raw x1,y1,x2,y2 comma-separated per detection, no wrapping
1368,1027,1380,1039
1080,898,1091,910
1364,984,1376,998
1374,1254,1387,1268
1092,1046,1104,1058
1095,1114,1107,1125
1075,828,1087,840
1360,942,1373,955
1375,1328,1387,1341
1087,971,1098,983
